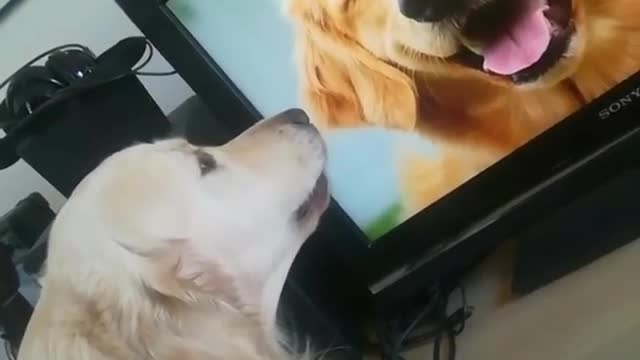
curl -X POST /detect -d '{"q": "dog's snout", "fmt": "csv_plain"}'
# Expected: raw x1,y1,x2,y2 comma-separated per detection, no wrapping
398,0,461,22
278,108,310,126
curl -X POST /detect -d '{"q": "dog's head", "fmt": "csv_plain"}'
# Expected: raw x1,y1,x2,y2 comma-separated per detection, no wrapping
46,109,328,328
286,0,628,127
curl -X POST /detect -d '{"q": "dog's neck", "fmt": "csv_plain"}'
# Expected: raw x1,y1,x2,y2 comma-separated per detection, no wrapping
37,206,307,360
414,9,640,153
39,268,292,360
39,229,298,360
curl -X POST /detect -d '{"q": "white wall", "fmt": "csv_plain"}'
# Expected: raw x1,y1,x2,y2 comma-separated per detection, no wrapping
0,0,195,214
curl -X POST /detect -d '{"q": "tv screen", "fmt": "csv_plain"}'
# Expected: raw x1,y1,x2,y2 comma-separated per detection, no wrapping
166,0,639,242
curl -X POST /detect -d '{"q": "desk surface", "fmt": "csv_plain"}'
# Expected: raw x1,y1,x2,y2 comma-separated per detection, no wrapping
406,237,640,360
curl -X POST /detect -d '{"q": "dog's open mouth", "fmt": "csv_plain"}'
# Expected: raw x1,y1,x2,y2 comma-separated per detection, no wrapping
453,0,574,83
295,173,330,221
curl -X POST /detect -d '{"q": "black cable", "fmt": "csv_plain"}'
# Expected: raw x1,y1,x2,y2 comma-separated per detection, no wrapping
433,283,473,360
132,39,154,73
395,289,441,349
401,306,472,351
3,337,16,360
432,326,455,360
450,284,471,336
136,70,178,76
132,39,177,77
377,282,473,360
0,44,95,91
432,295,455,360
2,70,134,142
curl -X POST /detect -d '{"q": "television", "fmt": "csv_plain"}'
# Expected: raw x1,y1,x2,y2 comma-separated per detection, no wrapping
117,0,640,305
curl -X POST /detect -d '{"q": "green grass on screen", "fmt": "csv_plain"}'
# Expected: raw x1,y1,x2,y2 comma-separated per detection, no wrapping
364,202,403,242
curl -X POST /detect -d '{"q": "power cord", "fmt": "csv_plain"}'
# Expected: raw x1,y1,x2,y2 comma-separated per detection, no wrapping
378,282,473,360
132,39,178,77
1,331,17,360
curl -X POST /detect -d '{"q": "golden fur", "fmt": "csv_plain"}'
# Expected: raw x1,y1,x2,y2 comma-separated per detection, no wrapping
18,110,329,360
285,0,640,212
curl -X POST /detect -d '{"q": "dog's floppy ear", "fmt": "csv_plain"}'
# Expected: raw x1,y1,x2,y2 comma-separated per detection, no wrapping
289,8,418,130
146,240,241,307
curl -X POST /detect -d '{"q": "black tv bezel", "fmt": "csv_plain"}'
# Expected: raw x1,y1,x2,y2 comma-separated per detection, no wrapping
116,0,640,299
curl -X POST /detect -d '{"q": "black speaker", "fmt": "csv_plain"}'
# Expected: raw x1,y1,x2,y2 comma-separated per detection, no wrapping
512,129,640,295
17,74,170,197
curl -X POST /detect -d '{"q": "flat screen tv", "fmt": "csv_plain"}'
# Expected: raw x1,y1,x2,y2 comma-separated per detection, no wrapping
117,0,640,303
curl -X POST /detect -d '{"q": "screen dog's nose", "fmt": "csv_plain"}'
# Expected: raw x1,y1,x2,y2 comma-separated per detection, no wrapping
398,0,458,22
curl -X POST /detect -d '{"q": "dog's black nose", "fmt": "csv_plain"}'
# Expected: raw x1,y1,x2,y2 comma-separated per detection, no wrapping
398,0,460,22
279,108,310,126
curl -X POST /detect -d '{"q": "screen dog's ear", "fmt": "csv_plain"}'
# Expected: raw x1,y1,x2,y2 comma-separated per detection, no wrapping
290,7,418,130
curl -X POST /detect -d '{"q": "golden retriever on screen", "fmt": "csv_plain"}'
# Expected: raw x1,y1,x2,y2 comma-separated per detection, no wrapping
285,0,640,212
18,109,330,360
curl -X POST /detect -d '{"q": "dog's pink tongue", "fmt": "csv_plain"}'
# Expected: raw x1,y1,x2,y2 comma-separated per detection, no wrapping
482,5,551,75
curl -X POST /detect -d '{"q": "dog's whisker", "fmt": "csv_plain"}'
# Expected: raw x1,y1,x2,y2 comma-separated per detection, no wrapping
314,345,354,360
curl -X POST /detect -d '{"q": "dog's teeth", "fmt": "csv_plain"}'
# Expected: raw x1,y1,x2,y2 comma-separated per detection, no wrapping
459,37,484,55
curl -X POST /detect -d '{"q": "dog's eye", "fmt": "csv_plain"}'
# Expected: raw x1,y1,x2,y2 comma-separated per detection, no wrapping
194,150,216,176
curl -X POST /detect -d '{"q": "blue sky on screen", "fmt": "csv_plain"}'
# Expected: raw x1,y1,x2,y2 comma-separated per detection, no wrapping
325,128,439,229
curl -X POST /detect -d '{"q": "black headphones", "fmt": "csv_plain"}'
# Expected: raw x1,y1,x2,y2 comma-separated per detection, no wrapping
0,37,175,169
3,48,97,121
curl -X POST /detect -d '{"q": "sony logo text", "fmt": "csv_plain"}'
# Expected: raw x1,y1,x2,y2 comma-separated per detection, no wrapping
598,87,640,120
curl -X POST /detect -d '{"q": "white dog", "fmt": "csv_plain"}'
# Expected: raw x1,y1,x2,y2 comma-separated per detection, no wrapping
17,109,330,360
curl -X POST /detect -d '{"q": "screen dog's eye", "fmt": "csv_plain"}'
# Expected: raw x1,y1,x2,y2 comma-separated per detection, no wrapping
194,150,216,176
